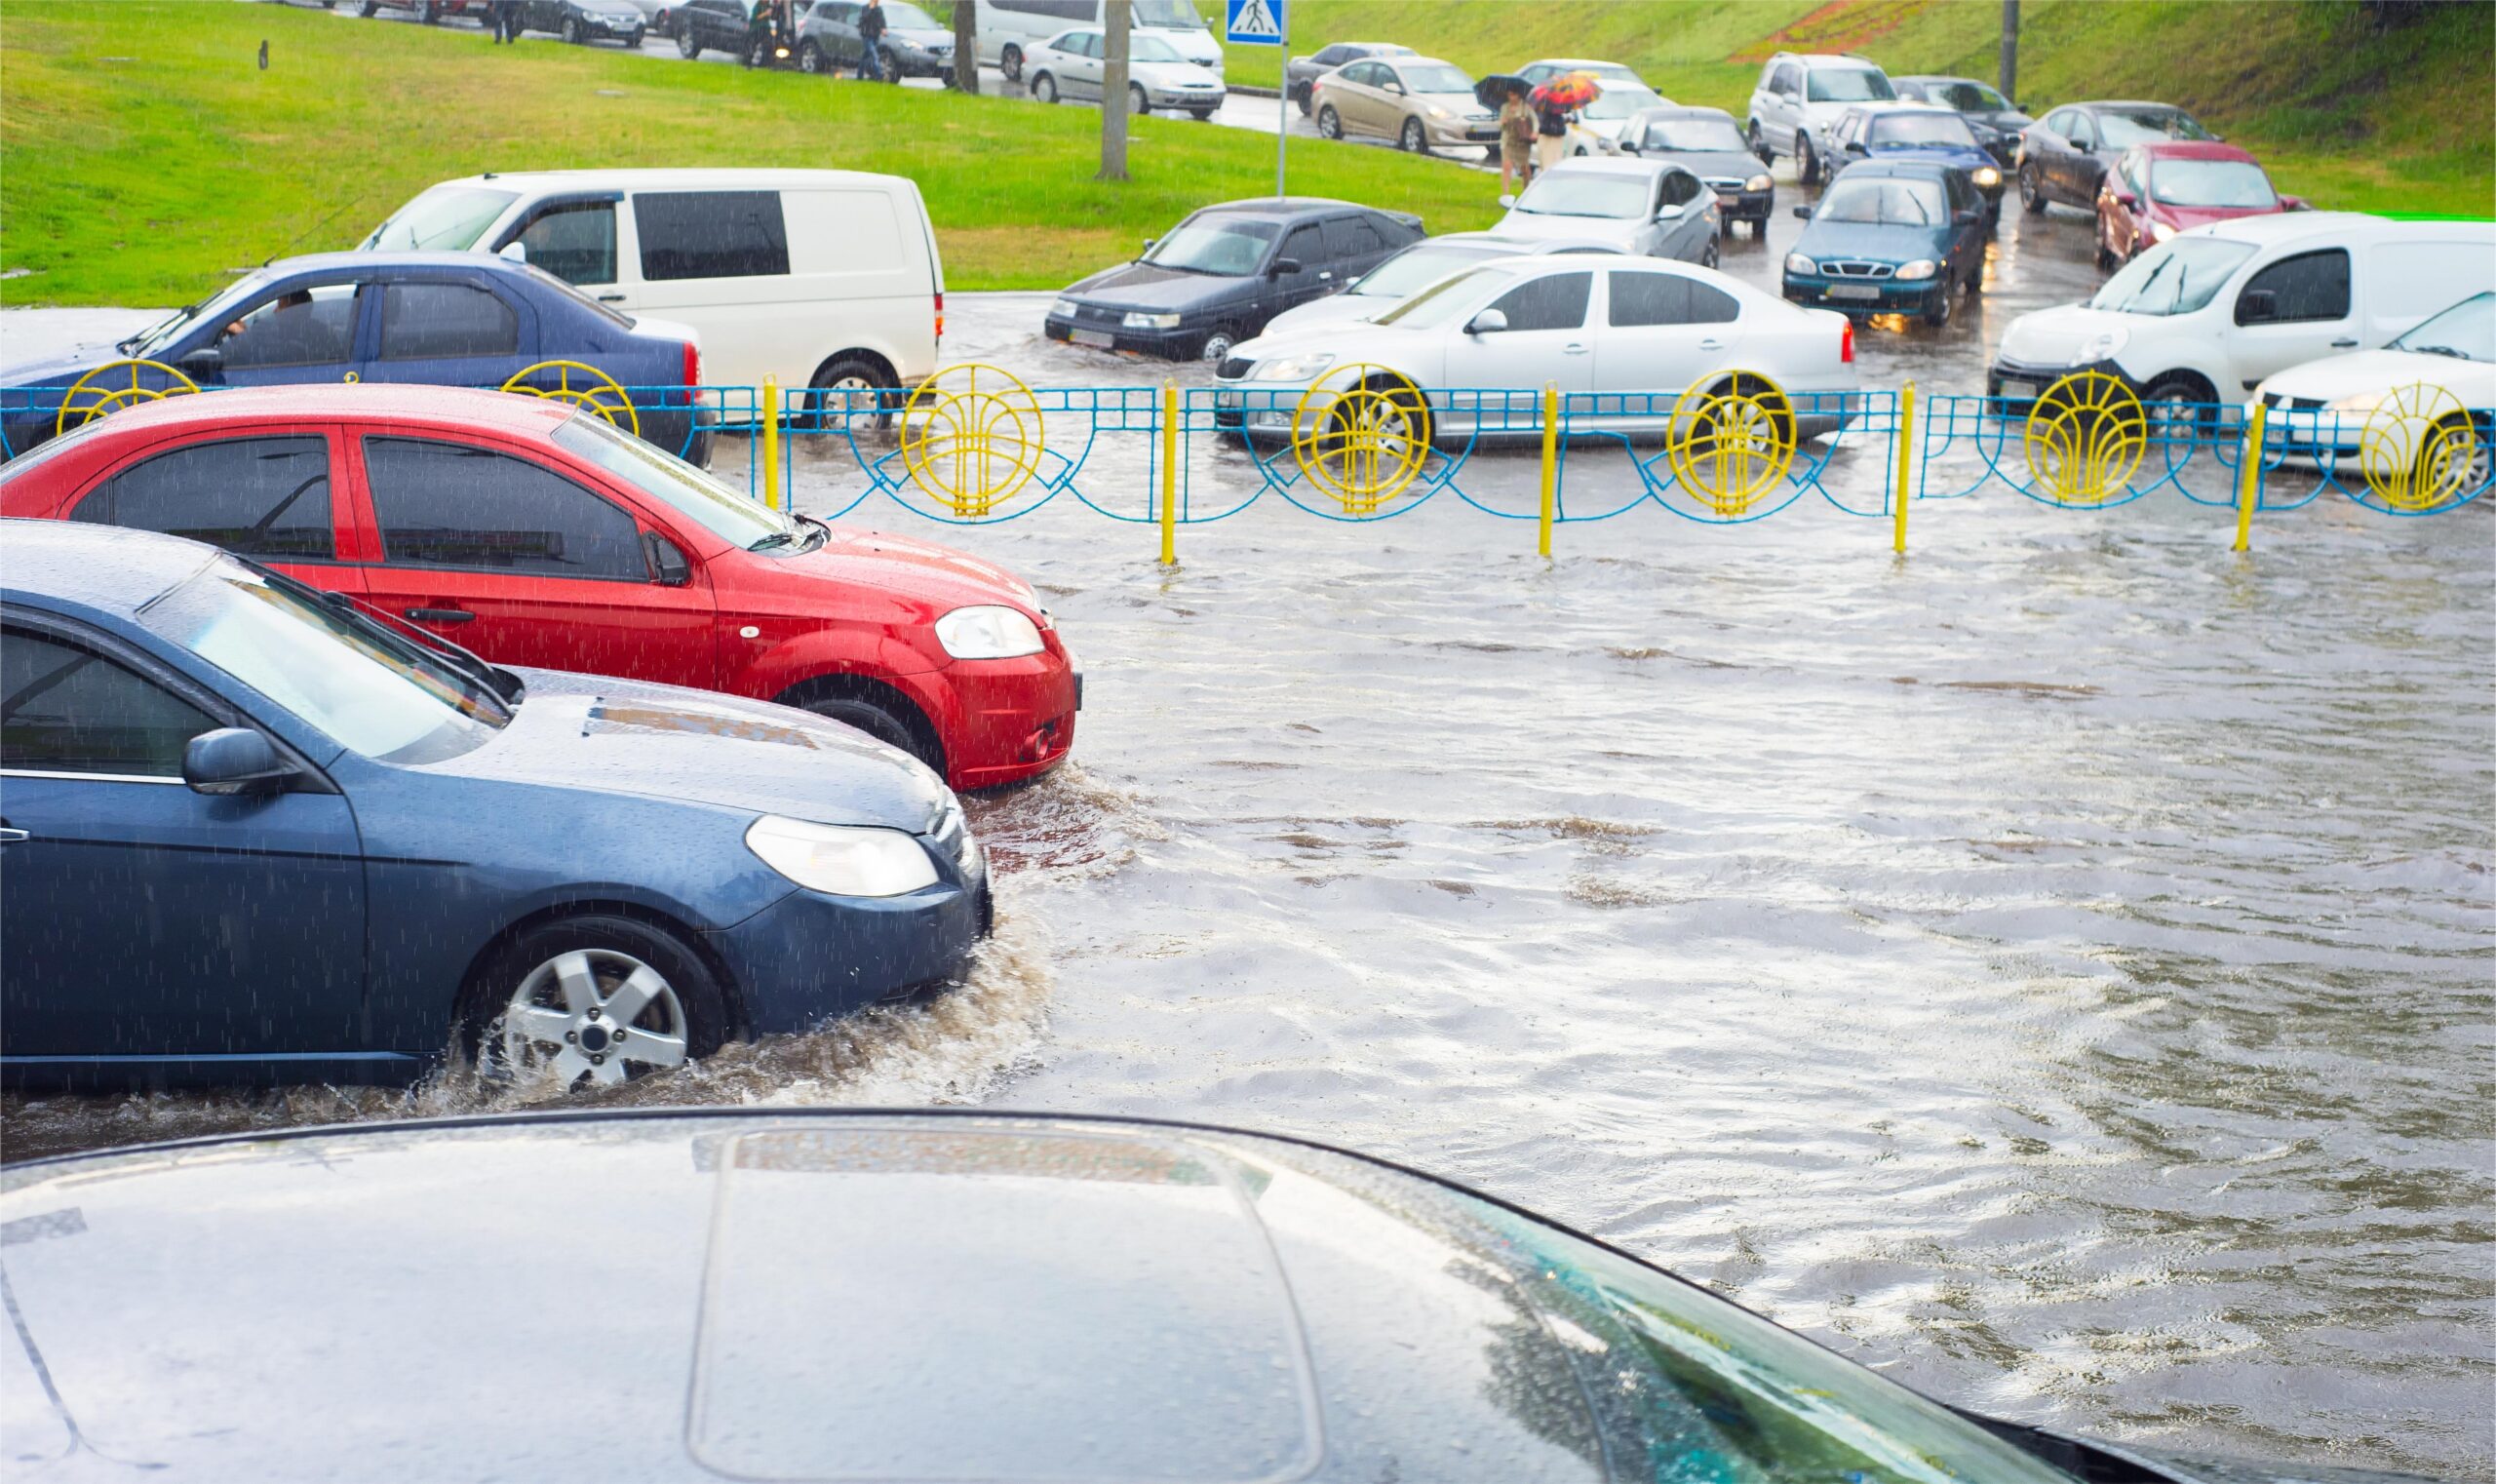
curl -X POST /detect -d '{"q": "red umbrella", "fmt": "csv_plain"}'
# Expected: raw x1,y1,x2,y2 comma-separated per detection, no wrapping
1532,71,1603,110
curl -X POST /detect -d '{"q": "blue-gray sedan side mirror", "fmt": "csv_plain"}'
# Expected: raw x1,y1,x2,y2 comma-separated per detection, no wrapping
183,728,296,798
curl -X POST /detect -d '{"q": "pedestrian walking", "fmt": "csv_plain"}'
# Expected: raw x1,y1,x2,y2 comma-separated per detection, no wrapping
1499,82,1536,200
1535,92,1569,176
489,0,521,44
857,0,888,81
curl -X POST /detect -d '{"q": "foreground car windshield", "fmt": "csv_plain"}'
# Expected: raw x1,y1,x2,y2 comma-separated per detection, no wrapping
2389,292,2495,361
2149,159,2276,209
551,414,805,552
1372,265,1519,330
1869,111,1977,147
361,184,519,252
1399,62,1474,95
1515,174,1651,219
1807,68,1893,102
2097,107,2213,146
1143,216,1276,275
2089,236,2256,315
1353,244,1500,296
1650,118,1748,152
137,562,508,764
1816,176,1944,225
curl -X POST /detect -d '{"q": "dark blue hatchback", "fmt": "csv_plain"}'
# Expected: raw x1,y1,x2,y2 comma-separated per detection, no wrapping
0,252,704,461
1782,159,1990,329
1825,101,2007,219
0,523,986,1089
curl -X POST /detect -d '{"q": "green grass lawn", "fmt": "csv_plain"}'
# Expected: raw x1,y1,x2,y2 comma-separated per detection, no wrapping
0,1,1507,307
1219,0,2494,217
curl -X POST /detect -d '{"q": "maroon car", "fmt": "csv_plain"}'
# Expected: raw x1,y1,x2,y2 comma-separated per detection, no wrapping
2094,139,2303,268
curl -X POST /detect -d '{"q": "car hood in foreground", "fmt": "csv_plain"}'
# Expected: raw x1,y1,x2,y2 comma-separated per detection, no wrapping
2257,348,2496,406
0,1110,2444,1484
1063,259,1258,314
782,524,1042,613
419,667,951,834
1998,302,2139,367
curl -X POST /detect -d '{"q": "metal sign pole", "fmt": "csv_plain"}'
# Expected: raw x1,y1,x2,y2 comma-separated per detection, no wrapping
1274,5,1287,199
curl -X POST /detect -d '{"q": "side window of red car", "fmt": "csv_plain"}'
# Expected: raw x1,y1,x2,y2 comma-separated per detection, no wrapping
70,436,335,562
363,437,647,580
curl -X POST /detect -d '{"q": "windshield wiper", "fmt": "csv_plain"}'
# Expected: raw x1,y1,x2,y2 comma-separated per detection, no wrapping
2407,344,2467,359
117,301,199,356
312,586,521,718
748,529,800,552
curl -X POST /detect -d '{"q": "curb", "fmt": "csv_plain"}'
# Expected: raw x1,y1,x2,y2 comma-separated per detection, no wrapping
1228,84,1280,98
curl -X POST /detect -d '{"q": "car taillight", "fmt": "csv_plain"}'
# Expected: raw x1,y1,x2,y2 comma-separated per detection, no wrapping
682,339,701,387
934,290,945,343
1840,321,1854,364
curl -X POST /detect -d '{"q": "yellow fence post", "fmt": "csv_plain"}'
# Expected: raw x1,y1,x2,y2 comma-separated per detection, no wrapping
1538,381,1559,558
1159,381,1179,566
1892,381,1915,555
2233,401,2267,552
760,374,780,511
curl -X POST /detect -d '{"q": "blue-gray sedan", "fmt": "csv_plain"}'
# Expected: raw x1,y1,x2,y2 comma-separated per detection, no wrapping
0,522,987,1089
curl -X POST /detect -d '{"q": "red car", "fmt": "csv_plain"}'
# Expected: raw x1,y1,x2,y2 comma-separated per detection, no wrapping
0,385,1077,790
2094,140,2303,268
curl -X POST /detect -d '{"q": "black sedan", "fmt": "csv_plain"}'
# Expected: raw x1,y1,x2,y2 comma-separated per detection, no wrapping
1,1108,2448,1484
1045,198,1423,363
2016,98,2216,213
1284,39,1412,113
1618,104,1776,233
1892,74,2032,165
519,0,646,44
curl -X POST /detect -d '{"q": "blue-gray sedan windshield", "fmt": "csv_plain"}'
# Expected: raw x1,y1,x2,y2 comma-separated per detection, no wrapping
2390,293,2495,362
1817,177,1944,225
2089,237,2256,316
1145,218,1279,275
1515,174,1650,219
552,414,804,553
138,563,507,764
364,185,520,253
1868,111,1976,147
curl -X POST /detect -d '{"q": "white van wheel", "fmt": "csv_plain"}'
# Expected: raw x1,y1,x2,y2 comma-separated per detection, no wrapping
999,44,1022,82
812,357,894,431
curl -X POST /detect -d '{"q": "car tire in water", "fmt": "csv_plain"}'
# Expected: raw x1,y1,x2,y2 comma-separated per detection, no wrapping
811,354,894,431
798,40,826,72
464,915,728,1089
1922,279,1953,329
1200,330,1235,364
1294,85,1310,117
1747,119,1770,162
2423,413,2492,497
1794,135,1818,186
800,694,943,773
1316,104,1343,140
1700,239,1719,269
2142,372,2217,445
1031,70,1056,103
2019,166,2047,215
998,43,1021,81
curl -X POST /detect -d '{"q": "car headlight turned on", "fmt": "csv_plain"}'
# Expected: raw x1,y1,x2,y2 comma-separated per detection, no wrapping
2149,221,2178,244
1252,350,1337,381
936,605,1045,659
746,815,939,897
1051,297,1079,318
1122,310,1182,329
2077,328,2129,363
2326,389,2386,413
1896,259,1938,281
1973,165,2001,187
1745,173,1773,191
1784,254,1817,276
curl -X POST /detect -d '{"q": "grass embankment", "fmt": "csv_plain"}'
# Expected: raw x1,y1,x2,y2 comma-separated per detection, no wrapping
0,1,1504,307
1219,0,2494,217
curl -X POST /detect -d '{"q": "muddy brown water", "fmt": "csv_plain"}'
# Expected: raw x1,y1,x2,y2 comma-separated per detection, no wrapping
3,194,2491,1478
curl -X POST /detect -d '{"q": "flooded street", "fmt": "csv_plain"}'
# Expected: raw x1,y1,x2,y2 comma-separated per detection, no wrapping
5,197,2492,1477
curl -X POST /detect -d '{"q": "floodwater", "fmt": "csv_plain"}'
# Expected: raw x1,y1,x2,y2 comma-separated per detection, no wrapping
4,182,2492,1478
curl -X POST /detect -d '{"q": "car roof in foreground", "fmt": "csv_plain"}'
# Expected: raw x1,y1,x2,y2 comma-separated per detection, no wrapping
1194,196,1379,222
1,518,214,617
431,167,913,192
274,248,536,275
15,382,578,440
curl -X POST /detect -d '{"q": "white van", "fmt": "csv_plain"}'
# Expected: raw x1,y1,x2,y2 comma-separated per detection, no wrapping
359,169,943,400
1991,213,2496,410
978,0,1222,82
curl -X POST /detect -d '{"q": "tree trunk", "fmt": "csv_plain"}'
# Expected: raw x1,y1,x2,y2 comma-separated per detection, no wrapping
1097,0,1130,183
1999,0,2019,104
952,0,976,94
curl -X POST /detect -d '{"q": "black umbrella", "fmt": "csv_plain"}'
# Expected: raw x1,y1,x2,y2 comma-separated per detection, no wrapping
1475,73,1529,111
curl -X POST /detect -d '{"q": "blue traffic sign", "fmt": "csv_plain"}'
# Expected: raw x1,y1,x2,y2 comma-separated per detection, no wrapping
1226,0,1282,46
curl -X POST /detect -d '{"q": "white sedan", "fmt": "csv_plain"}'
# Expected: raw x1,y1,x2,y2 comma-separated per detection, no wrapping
1493,158,1720,263
1215,254,1859,443
1025,27,1226,117
2255,291,2494,493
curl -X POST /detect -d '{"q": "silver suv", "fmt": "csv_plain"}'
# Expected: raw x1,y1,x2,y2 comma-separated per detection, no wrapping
1745,51,1895,185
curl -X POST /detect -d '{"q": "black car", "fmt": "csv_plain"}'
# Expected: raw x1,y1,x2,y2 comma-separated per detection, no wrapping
1618,104,1775,235
2016,99,2216,214
1284,40,1412,114
518,0,646,44
2,1108,2452,1484
1892,74,2032,165
674,0,807,63
1045,198,1423,364
796,0,952,79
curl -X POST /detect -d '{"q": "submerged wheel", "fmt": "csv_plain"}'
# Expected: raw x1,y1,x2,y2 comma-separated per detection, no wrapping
1199,330,1236,364
469,917,725,1088
810,354,894,430
1794,134,1818,186
800,693,943,772
2019,165,2047,215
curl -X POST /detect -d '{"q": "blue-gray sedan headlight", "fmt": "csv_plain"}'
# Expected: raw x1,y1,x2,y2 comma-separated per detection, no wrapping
746,816,939,897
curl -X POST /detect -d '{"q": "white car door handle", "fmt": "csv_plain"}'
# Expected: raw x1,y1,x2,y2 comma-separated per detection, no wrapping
0,827,26,844
1697,337,1725,350
1562,343,1588,355
2329,338,2358,348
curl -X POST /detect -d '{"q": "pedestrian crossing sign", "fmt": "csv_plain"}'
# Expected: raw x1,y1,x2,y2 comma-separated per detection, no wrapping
1226,0,1282,45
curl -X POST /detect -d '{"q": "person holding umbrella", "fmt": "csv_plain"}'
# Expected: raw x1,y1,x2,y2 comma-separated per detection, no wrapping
1496,79,1536,198
1532,71,1602,174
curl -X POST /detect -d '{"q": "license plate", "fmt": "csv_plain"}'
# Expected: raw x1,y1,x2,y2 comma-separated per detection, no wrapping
1716,193,1739,208
1826,285,1881,301
1072,329,1113,348
1999,378,2038,400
